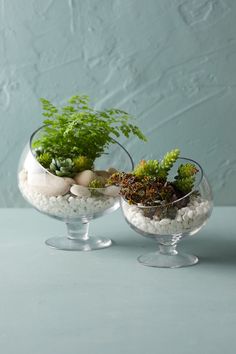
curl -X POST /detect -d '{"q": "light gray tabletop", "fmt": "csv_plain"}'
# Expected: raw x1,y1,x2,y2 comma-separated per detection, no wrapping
0,207,235,354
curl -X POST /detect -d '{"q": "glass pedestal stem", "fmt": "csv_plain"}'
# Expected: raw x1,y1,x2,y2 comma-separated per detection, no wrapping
138,241,198,268
66,222,89,241
45,220,112,251
158,244,178,256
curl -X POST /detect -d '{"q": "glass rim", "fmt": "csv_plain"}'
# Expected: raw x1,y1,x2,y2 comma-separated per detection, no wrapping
121,156,204,209
29,124,134,177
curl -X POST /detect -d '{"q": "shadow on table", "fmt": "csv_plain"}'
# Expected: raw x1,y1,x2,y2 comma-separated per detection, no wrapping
182,232,236,267
112,233,155,254
112,230,236,266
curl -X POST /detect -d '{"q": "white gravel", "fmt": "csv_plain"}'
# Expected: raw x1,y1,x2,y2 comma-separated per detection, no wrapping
121,196,212,235
19,172,119,219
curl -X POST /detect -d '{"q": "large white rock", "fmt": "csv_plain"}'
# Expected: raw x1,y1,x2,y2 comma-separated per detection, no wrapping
27,172,71,196
63,177,75,185
74,170,96,187
23,151,42,173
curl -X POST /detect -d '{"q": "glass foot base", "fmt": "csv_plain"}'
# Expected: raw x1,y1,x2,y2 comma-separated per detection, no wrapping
45,236,112,251
137,251,198,268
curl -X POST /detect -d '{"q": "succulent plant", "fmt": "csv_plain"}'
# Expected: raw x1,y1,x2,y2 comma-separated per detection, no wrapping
160,149,180,171
133,149,180,181
158,149,180,178
49,158,75,177
134,160,159,178
108,149,198,208
174,163,198,194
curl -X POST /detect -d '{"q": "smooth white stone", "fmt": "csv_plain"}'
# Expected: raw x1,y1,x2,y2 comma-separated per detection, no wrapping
146,224,156,234
187,210,194,219
70,185,91,197
159,218,171,226
196,206,203,215
74,170,96,187
27,172,71,196
49,196,57,203
176,215,182,222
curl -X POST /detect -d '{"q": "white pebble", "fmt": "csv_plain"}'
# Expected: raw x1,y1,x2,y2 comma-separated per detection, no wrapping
18,169,119,219
70,184,91,197
159,218,171,226
121,197,211,236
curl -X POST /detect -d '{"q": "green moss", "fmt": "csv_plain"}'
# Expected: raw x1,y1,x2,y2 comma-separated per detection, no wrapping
36,152,52,169
73,156,93,172
88,179,105,188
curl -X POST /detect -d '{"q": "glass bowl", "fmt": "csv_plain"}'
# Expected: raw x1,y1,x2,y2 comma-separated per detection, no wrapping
120,157,213,268
18,125,134,251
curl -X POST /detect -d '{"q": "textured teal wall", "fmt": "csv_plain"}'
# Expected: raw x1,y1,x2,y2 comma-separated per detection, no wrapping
0,0,235,206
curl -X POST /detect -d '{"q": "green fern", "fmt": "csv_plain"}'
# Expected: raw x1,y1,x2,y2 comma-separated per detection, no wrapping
33,94,147,162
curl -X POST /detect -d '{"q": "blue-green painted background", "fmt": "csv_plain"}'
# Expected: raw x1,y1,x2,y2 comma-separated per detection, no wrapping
1,0,235,206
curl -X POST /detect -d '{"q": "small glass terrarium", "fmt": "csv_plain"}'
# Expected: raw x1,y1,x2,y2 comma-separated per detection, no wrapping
18,95,146,251
110,150,213,268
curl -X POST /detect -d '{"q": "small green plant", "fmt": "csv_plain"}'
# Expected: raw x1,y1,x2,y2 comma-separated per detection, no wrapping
173,163,198,194
49,158,75,177
159,149,180,175
88,179,104,188
36,152,52,169
108,149,198,207
88,179,105,197
72,156,93,173
33,95,146,173
134,160,159,178
133,149,180,180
